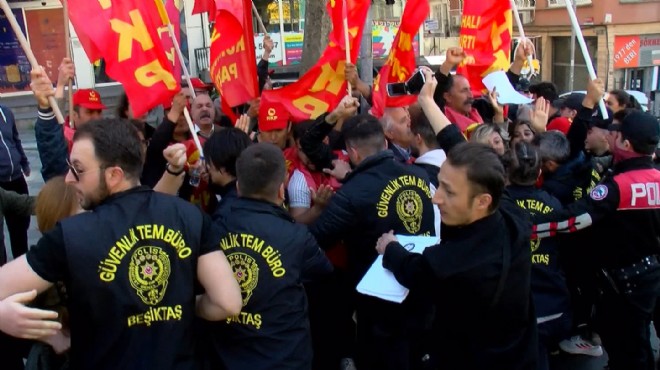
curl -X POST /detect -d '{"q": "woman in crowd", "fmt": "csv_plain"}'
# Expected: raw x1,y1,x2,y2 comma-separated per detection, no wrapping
469,123,506,156
504,142,572,370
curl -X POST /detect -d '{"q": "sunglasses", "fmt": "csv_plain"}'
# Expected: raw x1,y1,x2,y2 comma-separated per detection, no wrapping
67,159,103,182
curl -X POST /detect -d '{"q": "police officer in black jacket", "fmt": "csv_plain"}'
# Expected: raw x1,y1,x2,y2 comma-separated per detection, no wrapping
376,143,538,370
310,114,437,370
533,111,660,370
211,143,332,370
0,119,242,370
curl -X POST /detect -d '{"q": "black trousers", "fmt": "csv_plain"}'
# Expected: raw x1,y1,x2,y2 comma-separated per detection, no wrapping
0,176,30,261
595,265,660,370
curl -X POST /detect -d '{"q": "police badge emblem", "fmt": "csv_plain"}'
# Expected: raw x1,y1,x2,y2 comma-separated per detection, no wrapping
129,246,171,306
396,190,423,234
227,252,259,306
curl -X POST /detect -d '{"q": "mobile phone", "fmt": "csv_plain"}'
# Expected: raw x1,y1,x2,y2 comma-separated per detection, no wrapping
405,70,426,95
387,82,408,97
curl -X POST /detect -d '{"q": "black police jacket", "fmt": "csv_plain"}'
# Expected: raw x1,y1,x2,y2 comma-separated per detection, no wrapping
506,185,571,319
25,186,219,370
310,150,436,285
534,156,660,269
382,197,537,370
211,197,332,370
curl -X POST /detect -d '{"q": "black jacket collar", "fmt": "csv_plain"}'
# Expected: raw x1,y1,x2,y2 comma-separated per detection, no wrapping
230,197,293,222
344,151,395,182
612,156,654,175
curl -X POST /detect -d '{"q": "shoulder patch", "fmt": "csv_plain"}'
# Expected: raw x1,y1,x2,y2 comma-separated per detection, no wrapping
590,185,608,201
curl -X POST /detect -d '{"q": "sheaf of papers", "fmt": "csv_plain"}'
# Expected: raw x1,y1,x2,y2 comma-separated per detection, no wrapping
482,71,533,105
356,235,439,304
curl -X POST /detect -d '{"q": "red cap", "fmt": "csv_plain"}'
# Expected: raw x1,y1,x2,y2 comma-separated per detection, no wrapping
547,117,571,135
72,89,106,110
259,101,290,132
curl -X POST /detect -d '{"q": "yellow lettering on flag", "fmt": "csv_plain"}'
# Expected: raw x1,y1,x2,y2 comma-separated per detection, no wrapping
310,61,346,95
397,32,412,52
293,96,330,118
110,10,154,62
135,60,177,89
210,29,221,43
98,0,111,10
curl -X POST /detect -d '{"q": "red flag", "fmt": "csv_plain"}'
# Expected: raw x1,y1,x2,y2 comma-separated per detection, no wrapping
260,0,370,122
68,0,180,118
161,0,183,79
209,0,259,107
455,0,512,95
371,0,429,118
192,0,217,19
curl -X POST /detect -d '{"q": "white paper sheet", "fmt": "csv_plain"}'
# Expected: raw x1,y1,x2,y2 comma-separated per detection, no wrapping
356,235,439,303
482,71,533,105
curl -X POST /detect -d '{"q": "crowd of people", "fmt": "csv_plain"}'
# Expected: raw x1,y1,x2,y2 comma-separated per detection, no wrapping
0,37,658,370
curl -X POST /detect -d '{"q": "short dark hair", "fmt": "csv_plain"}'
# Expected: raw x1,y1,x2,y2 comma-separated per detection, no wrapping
533,131,570,164
73,119,143,181
437,73,467,106
341,114,386,153
446,143,505,212
410,112,439,149
613,108,634,124
529,82,559,103
609,90,631,108
503,142,542,186
236,143,286,199
204,128,252,177
292,120,316,141
117,93,130,119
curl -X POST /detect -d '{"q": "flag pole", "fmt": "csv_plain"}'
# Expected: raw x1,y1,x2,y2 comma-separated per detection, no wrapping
342,0,353,97
509,0,535,76
251,1,268,35
0,0,65,124
564,0,608,119
155,0,204,156
62,0,74,120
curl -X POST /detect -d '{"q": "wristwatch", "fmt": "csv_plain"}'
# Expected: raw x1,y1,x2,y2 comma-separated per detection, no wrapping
166,163,185,176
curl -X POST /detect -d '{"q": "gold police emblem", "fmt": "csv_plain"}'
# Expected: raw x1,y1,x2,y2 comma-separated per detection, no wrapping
530,238,541,253
228,252,259,306
129,246,171,306
396,190,423,234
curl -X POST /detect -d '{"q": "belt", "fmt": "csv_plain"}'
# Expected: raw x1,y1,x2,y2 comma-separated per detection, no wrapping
606,255,660,294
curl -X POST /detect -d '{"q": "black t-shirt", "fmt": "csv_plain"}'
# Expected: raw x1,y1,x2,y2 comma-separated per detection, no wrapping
26,187,219,370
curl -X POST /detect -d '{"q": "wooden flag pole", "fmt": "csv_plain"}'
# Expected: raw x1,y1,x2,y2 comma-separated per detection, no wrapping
251,1,268,35
154,0,204,156
564,0,608,119
0,0,65,123
342,0,353,97
62,0,74,119
509,0,535,76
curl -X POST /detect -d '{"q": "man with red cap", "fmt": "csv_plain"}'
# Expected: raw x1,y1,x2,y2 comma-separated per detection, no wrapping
258,100,292,151
63,89,106,152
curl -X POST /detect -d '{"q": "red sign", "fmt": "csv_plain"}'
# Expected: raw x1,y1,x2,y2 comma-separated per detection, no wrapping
613,35,640,69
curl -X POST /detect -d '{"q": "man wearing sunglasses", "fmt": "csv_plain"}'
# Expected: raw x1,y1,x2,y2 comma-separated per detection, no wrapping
0,118,242,369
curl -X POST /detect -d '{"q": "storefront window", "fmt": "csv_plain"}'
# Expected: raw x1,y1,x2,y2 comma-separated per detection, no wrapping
551,36,597,93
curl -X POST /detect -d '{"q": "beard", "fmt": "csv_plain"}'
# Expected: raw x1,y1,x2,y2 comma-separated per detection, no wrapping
80,173,110,210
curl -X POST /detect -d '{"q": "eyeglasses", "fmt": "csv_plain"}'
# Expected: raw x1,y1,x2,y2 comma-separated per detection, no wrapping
67,159,102,182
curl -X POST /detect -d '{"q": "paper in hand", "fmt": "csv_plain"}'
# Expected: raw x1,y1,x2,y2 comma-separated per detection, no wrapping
482,71,533,105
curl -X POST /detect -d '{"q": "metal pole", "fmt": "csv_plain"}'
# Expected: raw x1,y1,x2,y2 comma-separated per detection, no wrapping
568,0,576,91
358,5,373,110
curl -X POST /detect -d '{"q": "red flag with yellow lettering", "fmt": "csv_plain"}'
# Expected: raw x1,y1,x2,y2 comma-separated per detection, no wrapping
209,0,259,107
68,0,180,118
371,0,429,118
455,0,512,95
162,0,183,80
259,0,370,122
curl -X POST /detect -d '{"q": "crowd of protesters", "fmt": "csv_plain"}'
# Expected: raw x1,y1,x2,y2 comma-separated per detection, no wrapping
0,37,658,370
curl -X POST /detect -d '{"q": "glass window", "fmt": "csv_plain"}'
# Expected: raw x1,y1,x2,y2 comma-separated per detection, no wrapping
551,36,597,93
